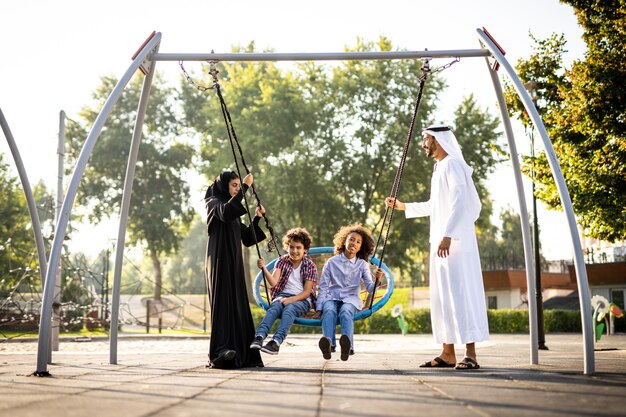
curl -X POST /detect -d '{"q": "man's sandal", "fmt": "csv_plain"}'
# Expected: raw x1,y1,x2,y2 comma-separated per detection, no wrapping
455,357,480,370
419,356,455,368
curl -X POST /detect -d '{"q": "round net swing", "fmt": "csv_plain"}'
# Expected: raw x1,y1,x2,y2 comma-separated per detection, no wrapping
253,247,395,326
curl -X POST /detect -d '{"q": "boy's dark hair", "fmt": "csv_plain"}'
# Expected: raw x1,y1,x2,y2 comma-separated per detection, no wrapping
332,224,375,260
282,227,313,251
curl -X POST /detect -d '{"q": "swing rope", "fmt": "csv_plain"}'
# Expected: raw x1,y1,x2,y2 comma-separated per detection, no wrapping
180,60,281,303
370,56,460,310
208,64,282,257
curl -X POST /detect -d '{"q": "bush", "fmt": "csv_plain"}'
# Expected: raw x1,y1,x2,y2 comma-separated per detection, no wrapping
252,304,584,335
544,310,582,332
487,309,529,333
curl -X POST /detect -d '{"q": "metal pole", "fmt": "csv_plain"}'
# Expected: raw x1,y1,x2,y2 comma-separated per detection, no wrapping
151,49,490,62
34,32,163,376
477,27,594,375
103,246,110,330
203,294,207,333
109,43,159,364
51,110,65,353
484,64,539,364
530,129,548,350
524,81,549,351
146,300,150,334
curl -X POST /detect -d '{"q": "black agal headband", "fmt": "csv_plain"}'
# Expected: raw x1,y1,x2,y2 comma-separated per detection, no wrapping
427,126,451,132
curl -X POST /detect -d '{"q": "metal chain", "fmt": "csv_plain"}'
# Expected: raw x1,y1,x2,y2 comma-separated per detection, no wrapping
179,60,216,91
432,57,460,74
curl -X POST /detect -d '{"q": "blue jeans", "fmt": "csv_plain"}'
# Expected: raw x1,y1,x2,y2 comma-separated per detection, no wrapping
321,300,357,347
255,293,310,344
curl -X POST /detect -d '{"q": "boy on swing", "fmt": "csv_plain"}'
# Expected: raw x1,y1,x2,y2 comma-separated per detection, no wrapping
251,228,318,355
316,224,384,361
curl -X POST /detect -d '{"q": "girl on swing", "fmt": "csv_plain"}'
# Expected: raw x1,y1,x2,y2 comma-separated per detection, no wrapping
316,224,384,361
204,170,266,369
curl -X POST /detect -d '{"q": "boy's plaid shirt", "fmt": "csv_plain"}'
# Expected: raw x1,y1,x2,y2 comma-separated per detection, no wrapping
269,254,318,305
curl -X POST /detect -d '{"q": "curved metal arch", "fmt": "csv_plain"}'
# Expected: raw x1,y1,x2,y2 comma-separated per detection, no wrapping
34,32,163,375
0,109,48,285
476,28,594,374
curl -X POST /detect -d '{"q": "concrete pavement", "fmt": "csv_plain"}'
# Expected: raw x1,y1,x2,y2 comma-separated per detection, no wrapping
1,333,625,417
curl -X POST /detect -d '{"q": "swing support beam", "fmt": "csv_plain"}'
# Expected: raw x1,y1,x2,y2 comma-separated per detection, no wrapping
152,49,490,62
28,29,594,376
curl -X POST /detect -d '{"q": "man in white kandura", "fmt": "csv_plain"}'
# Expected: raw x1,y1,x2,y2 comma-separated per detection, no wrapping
385,124,489,370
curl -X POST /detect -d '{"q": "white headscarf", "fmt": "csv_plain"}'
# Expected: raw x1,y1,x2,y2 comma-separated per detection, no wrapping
423,124,473,175
423,124,482,221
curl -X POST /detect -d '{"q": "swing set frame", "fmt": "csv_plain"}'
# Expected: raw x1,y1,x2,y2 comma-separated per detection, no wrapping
2,29,593,376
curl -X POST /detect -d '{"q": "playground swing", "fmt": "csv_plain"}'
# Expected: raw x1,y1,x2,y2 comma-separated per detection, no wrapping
181,56,453,326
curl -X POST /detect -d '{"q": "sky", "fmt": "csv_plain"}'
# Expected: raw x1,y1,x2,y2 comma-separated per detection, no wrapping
1,0,586,260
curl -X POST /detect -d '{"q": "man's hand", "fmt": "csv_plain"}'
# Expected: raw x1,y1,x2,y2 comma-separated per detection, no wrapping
437,237,452,258
385,197,406,211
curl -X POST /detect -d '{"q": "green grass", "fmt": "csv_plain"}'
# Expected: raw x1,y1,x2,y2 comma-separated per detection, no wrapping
379,287,411,312
1,328,109,339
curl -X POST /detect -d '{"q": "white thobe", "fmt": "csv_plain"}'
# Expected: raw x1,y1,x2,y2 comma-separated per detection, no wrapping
405,155,489,344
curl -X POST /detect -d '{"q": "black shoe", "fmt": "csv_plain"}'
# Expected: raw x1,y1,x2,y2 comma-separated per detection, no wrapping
319,336,332,360
261,340,280,355
210,349,236,368
250,336,264,350
339,334,351,361
331,346,336,353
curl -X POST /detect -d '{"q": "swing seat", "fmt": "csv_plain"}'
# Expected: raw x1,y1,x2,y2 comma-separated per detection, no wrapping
253,247,395,326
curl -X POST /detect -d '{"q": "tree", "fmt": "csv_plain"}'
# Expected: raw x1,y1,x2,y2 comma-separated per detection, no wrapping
0,154,36,293
181,38,504,288
505,1,626,241
66,75,195,301
181,38,444,276
162,215,207,294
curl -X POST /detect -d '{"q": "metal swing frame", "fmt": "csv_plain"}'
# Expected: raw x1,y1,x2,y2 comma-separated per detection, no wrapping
7,28,592,375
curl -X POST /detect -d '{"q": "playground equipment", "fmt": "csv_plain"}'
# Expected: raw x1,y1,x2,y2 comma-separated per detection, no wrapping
2,29,594,375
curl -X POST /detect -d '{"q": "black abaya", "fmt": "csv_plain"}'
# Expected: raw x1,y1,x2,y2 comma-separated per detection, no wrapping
204,172,266,369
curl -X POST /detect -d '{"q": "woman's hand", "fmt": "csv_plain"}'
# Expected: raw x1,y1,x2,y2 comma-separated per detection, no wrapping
257,258,265,269
243,173,253,187
255,204,265,217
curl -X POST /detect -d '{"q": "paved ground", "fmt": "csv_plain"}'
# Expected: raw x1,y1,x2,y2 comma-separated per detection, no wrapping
1,333,625,417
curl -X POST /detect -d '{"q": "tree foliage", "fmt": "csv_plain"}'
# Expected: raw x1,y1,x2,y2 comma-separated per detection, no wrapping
505,1,626,241
480,207,546,271
0,154,36,292
66,75,195,300
182,37,503,286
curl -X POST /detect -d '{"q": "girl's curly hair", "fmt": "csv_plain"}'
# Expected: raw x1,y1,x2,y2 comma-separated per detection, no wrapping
282,227,313,251
332,224,375,260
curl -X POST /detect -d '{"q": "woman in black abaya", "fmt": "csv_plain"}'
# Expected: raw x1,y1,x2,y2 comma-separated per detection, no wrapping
204,171,266,369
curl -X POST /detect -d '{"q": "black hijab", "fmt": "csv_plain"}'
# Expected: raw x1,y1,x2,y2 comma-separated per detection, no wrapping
205,171,239,201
